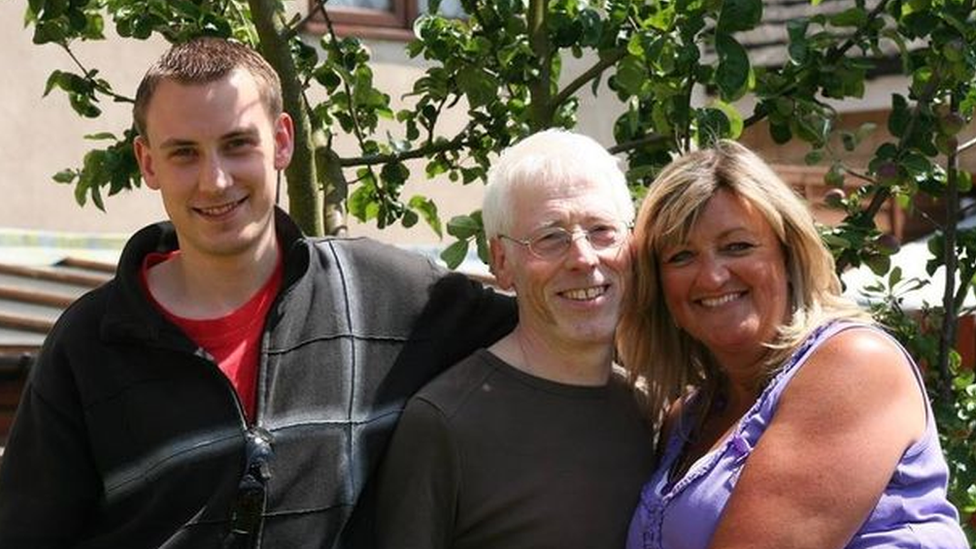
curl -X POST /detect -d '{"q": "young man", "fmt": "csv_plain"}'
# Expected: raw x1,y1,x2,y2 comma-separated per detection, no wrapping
376,130,655,549
0,38,515,549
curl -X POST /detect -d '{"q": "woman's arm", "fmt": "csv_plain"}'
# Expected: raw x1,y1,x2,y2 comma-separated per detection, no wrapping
707,328,926,549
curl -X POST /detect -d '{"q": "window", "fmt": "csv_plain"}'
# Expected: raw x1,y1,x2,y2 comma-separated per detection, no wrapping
305,0,465,40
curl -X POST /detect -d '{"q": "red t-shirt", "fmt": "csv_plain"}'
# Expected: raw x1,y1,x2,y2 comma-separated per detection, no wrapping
140,251,283,421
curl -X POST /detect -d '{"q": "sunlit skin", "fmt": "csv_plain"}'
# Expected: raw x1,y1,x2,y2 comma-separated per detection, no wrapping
490,178,630,384
659,189,789,390
133,69,294,318
656,189,928,549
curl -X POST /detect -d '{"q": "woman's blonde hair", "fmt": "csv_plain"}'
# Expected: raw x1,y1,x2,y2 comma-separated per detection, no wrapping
617,140,870,426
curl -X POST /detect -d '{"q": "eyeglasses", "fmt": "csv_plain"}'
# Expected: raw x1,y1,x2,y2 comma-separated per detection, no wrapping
500,221,631,260
225,427,274,544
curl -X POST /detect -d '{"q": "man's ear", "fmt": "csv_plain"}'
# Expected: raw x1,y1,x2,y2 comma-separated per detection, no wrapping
133,135,160,190
273,112,295,170
489,237,515,291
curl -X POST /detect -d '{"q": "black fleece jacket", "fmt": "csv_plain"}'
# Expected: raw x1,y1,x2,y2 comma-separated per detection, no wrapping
0,209,516,549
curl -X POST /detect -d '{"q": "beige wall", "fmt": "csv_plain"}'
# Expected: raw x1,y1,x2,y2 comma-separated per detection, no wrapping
23,6,931,249
0,2,622,249
0,2,167,235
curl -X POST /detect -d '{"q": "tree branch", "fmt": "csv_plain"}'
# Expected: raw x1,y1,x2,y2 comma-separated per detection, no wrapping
834,74,942,271
338,132,473,167
61,44,133,104
248,0,322,235
316,4,392,205
551,47,627,110
284,0,328,39
608,133,669,155
842,166,876,185
743,0,894,129
937,89,962,402
526,0,552,130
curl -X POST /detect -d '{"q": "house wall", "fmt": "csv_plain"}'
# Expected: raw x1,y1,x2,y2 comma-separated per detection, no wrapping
9,3,961,248
0,2,622,248
0,2,168,236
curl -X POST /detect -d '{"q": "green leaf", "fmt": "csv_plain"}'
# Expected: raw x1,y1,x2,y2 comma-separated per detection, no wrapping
131,15,153,40
440,239,470,269
66,8,88,34
716,0,762,34
614,56,647,97
28,0,45,18
380,161,409,188
53,169,76,184
69,92,101,118
33,19,69,44
888,266,903,287
805,150,824,165
888,94,910,138
73,176,88,207
42,0,68,19
476,231,490,264
710,100,743,138
821,233,851,247
773,97,794,117
408,195,443,238
714,34,750,101
957,171,972,193
90,182,105,211
787,18,808,43
696,108,731,146
426,157,449,178
769,122,792,144
841,131,856,152
901,153,931,176
457,68,498,110
865,254,891,276
43,70,66,97
401,209,419,228
313,67,341,91
825,163,845,186
793,112,829,147
829,7,867,27
348,184,376,221
786,20,809,64
446,214,481,239
84,132,117,141
648,4,676,32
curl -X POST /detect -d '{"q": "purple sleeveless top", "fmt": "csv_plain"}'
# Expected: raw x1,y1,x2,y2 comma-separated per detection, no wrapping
625,322,968,549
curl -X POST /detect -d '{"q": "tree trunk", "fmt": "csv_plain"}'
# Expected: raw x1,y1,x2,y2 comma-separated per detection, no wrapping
249,0,323,236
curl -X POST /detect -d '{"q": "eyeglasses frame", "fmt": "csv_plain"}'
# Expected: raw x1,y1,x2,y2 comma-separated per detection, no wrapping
498,221,632,260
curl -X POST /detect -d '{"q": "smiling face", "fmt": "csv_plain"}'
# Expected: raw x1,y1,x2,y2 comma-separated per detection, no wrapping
659,189,790,373
491,177,631,351
134,69,294,265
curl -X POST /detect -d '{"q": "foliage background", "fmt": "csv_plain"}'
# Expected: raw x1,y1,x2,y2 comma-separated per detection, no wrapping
19,0,976,539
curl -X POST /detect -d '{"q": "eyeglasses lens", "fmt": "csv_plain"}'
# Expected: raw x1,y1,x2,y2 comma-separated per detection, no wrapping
529,224,626,259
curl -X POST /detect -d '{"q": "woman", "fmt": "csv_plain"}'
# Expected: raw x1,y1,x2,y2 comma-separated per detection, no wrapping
618,140,968,549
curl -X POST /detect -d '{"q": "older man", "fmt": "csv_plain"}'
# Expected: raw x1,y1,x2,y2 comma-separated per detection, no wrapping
376,129,654,549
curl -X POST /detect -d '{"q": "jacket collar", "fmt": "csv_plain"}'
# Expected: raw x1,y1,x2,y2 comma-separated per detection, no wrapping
100,207,309,346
